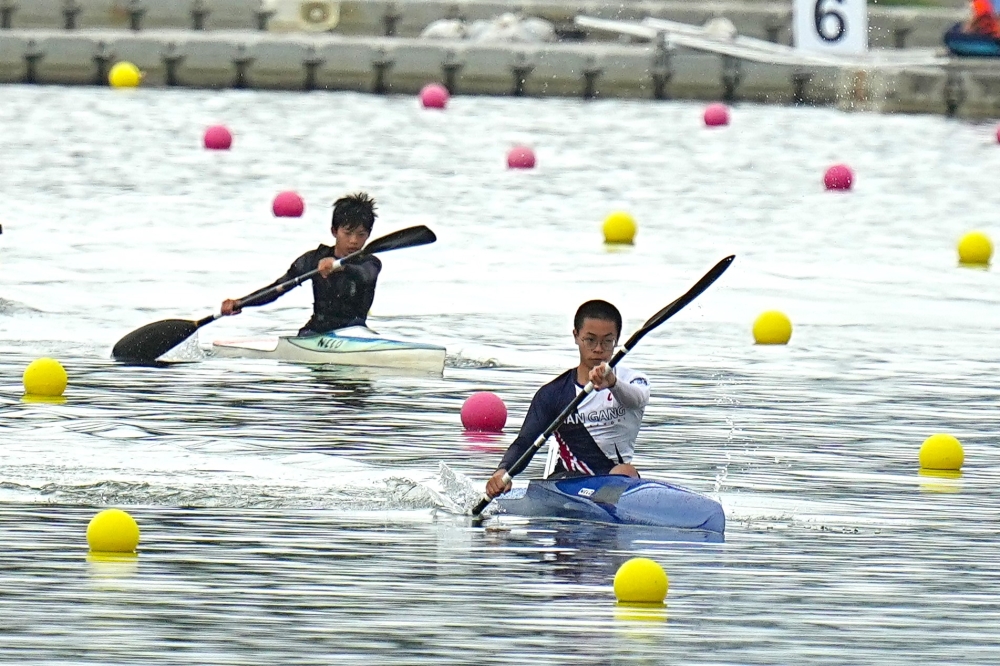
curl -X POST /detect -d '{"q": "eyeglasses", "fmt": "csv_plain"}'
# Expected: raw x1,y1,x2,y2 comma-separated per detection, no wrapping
579,336,617,351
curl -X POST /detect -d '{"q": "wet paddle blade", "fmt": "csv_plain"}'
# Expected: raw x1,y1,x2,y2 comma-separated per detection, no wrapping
622,255,735,351
346,225,437,260
111,318,200,363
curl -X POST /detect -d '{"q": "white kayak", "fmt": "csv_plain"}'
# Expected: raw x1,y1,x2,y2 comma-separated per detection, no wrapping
211,326,446,373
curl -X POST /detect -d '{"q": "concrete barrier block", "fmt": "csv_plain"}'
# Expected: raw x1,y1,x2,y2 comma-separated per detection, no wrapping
188,0,266,30
106,33,178,70
386,2,456,38
738,60,798,101
457,43,519,94
4,0,267,31
592,46,653,98
137,0,260,30
377,40,450,91
178,0,260,30
531,45,588,96
668,52,723,100
4,0,74,29
887,68,948,113
34,34,106,83
957,70,1000,117
338,0,395,35
970,72,1000,100
244,36,311,89
0,33,29,82
797,68,840,104
313,37,383,91
166,33,249,87
869,7,962,49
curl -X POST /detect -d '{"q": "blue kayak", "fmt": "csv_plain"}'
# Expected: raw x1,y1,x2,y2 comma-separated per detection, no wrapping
493,474,725,535
944,22,1000,57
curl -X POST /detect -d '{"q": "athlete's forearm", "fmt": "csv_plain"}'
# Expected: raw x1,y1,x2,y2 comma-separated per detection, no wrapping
609,377,649,409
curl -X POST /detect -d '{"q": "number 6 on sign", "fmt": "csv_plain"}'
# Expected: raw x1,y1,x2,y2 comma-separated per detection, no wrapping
815,0,846,42
794,0,867,54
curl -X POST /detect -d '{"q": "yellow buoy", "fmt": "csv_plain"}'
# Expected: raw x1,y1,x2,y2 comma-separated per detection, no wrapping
957,231,992,266
613,557,668,604
603,211,637,245
918,433,964,471
23,357,67,397
753,310,792,345
87,509,141,553
108,61,142,88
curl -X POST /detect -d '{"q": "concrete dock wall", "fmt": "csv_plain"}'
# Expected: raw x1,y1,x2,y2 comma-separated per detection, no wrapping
3,28,1000,118
0,0,966,48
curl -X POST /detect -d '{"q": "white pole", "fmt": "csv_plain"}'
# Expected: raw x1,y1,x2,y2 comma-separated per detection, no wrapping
543,440,559,478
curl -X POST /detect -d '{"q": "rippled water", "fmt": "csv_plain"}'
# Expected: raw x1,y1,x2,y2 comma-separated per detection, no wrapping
1,85,999,663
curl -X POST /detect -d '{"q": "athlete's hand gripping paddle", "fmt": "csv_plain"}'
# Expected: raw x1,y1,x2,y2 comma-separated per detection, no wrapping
470,255,735,517
111,225,437,364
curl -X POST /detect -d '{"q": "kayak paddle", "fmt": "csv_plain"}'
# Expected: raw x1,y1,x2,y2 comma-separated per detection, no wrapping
470,254,735,516
111,225,437,364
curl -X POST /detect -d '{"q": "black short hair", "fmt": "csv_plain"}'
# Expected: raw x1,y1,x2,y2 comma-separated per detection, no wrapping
332,192,377,232
574,300,622,337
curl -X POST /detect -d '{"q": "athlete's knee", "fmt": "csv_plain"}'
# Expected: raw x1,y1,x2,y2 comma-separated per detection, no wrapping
610,463,639,477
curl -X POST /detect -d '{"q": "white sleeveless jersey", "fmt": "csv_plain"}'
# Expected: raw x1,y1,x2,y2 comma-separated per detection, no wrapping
564,365,650,465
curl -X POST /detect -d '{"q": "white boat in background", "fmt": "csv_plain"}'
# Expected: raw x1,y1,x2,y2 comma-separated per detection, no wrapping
574,15,948,70
211,326,447,374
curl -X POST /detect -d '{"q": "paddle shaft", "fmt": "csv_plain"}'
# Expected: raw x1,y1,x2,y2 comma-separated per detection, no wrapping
469,346,628,515
234,268,321,310
112,225,437,363
470,255,735,516
189,264,328,329
194,225,440,329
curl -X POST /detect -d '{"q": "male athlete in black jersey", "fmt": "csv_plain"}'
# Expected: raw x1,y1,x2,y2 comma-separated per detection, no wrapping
485,300,650,498
220,193,380,335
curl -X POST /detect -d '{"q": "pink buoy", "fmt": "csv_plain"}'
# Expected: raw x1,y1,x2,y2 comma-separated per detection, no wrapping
460,391,507,433
272,191,304,217
703,103,730,127
824,164,854,191
203,125,233,150
995,124,1000,143
420,83,449,109
506,145,536,169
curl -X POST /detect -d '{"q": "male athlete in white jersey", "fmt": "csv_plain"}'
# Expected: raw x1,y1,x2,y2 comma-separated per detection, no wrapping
485,300,650,498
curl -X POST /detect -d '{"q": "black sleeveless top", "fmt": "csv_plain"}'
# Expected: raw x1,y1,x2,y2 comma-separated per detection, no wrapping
247,244,382,334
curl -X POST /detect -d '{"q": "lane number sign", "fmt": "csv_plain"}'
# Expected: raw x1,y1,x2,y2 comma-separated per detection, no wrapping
794,0,868,54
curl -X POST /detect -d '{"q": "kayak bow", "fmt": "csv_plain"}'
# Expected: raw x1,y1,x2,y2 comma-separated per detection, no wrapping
492,474,725,535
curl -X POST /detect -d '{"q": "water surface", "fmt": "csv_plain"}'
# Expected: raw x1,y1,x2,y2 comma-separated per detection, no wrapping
0,85,998,663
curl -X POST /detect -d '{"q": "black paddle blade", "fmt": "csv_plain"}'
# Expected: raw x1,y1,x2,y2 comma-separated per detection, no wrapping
622,255,735,351
111,318,200,363
345,225,437,261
